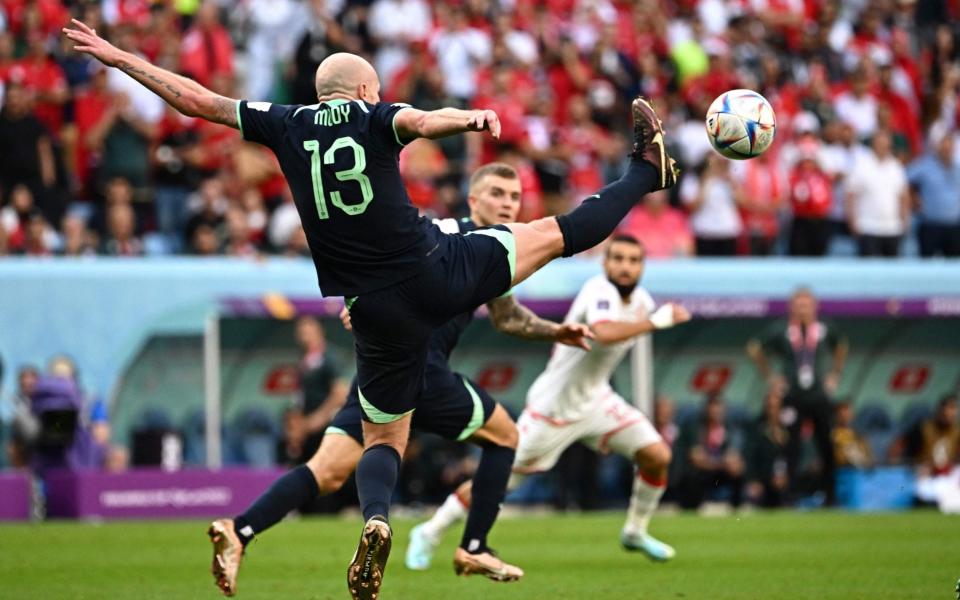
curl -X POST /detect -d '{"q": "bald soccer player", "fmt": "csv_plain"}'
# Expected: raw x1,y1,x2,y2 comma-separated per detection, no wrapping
65,19,678,600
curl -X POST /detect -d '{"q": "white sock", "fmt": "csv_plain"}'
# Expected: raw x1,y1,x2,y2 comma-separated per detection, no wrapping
420,492,468,540
623,471,666,536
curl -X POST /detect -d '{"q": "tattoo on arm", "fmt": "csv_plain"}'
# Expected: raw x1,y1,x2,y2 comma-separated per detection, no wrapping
488,296,558,341
210,97,239,128
117,61,181,99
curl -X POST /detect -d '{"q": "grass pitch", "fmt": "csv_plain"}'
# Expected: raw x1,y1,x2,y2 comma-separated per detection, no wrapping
0,511,957,599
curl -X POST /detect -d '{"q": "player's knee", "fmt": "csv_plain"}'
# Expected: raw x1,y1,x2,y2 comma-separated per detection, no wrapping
497,419,519,449
638,443,671,472
314,467,350,495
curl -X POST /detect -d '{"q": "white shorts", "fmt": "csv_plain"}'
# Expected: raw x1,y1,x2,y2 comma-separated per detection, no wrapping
513,392,662,474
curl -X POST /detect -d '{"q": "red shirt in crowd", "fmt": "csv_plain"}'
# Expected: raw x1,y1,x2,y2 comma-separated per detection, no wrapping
179,23,234,87
73,87,114,188
789,162,833,219
10,57,67,134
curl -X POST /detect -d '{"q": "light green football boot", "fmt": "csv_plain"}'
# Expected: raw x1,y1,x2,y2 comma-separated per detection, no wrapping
620,529,676,562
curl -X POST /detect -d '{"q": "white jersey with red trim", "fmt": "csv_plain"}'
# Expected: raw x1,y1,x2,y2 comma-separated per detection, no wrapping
525,274,656,421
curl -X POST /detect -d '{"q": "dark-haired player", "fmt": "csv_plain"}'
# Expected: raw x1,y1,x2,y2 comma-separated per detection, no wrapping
409,236,691,566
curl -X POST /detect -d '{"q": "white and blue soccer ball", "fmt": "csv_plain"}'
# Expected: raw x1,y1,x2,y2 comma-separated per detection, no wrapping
705,89,776,160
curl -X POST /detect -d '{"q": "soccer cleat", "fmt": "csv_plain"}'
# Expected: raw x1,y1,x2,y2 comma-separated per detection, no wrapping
208,519,244,597
405,523,440,571
630,96,679,190
347,516,392,600
452,547,524,582
620,529,676,562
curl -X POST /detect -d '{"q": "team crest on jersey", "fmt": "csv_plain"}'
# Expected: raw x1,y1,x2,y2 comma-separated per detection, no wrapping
598,300,610,310
248,102,272,112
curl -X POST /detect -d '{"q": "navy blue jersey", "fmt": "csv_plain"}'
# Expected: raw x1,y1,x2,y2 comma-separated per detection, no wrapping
236,98,443,297
427,217,478,363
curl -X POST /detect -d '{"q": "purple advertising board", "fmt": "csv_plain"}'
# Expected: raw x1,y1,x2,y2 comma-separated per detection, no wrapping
0,472,31,521
222,295,960,319
44,468,285,520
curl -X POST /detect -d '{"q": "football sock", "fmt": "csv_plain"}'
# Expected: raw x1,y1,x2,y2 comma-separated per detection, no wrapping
234,465,319,546
623,469,667,535
555,161,658,257
460,443,515,553
420,491,469,540
356,444,401,522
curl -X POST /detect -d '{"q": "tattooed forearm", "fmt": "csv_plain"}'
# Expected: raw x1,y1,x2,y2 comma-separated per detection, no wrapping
211,97,239,128
118,61,182,99
116,59,238,129
488,296,559,341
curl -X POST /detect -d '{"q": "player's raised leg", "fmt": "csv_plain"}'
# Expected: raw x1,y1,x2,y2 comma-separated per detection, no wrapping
505,97,678,286
209,432,363,596
621,440,675,561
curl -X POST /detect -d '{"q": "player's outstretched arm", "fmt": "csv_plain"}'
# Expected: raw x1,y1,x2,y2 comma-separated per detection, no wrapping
487,295,592,350
63,19,238,128
592,303,691,345
394,106,501,143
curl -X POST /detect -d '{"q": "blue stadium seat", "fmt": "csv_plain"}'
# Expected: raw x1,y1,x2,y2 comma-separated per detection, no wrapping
229,409,279,468
898,402,932,434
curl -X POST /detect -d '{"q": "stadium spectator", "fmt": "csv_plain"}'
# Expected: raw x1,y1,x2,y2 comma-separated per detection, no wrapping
681,153,744,256
832,401,873,469
294,316,349,453
0,0,953,260
912,395,960,506
907,129,960,258
99,202,142,256
912,395,960,478
0,83,56,210
184,177,227,244
276,406,309,469
17,210,55,256
653,394,679,448
834,67,879,142
58,213,96,256
286,0,353,105
178,1,234,88
7,365,40,468
191,223,220,256
747,287,848,506
368,0,431,89
745,389,790,508
675,394,745,510
737,150,785,256
243,0,308,103
787,143,834,256
845,130,910,257
1,184,39,252
622,190,693,258
86,88,158,190
222,206,258,257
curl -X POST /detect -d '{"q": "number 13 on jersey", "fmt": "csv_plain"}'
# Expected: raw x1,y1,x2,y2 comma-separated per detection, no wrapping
303,136,374,219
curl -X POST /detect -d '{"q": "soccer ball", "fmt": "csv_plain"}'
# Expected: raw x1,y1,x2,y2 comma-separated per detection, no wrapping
705,90,776,160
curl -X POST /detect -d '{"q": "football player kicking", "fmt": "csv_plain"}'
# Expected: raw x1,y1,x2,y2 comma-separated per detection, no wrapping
66,19,677,600
408,234,690,568
205,163,591,595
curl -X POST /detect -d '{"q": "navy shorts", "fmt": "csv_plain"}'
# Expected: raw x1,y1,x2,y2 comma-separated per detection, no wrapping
329,365,498,443
347,228,514,423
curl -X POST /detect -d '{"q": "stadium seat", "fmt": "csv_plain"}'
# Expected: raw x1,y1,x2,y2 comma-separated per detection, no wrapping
229,409,279,468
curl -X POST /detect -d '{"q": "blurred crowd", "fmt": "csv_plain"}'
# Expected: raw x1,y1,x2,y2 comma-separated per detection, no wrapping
0,0,959,258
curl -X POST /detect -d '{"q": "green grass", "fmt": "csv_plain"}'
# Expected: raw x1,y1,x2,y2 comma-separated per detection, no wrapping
0,511,957,599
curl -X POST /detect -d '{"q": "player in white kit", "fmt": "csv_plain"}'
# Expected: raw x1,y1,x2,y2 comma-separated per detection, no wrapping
406,234,691,567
